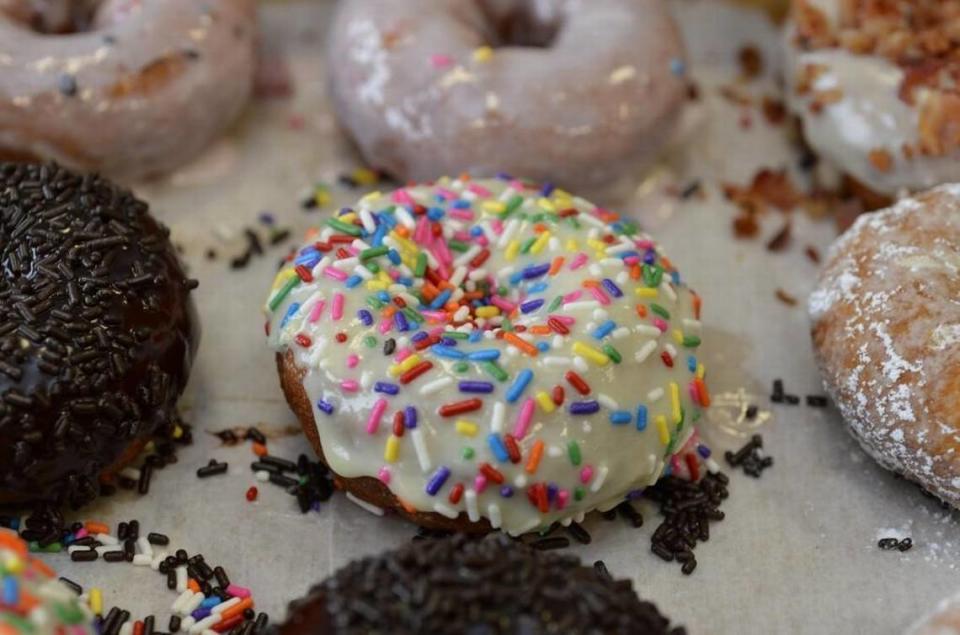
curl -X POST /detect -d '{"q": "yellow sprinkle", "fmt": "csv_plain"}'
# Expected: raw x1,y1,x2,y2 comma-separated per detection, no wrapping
472,46,493,62
384,435,400,462
314,189,331,208
5,555,24,574
535,391,555,413
455,420,478,436
673,329,684,344
338,212,358,224
366,280,388,291
271,268,297,290
565,239,579,252
505,240,520,261
696,363,706,380
389,354,421,377
530,231,551,255
482,200,507,214
635,287,658,298
670,382,681,424
656,415,670,445
377,271,392,284
172,424,183,440
537,197,556,212
572,341,609,366
587,239,607,251
360,191,382,204
353,168,380,186
90,588,103,616
475,306,501,318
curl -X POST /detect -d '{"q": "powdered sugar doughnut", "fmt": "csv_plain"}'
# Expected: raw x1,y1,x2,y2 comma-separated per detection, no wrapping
327,0,688,190
265,176,712,535
809,184,960,507
0,0,257,180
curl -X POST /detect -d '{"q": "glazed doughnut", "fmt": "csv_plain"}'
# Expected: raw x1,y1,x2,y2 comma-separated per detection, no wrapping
0,162,198,508
785,0,960,197
265,175,711,535
809,184,960,508
327,0,688,191
277,533,686,635
0,529,97,635
0,0,257,181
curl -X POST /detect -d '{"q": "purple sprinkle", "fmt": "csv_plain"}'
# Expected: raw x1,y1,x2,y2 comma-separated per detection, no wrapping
441,337,458,346
425,466,451,496
601,278,623,298
626,489,645,500
317,399,334,415
522,263,551,280
520,298,545,314
374,381,399,395
458,380,494,394
394,311,410,332
697,445,712,459
192,608,211,621
540,182,556,197
258,211,275,226
500,485,514,498
644,250,657,265
546,482,558,502
404,406,418,429
411,331,429,342
569,400,600,415
358,309,374,326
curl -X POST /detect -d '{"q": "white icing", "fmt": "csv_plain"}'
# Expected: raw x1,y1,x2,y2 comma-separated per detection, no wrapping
266,177,708,535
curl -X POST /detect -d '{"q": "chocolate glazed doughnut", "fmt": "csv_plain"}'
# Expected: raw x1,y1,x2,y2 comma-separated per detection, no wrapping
0,0,257,181
328,0,688,191
0,162,199,508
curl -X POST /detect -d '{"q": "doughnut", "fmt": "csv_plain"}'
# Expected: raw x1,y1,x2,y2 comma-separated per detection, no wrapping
0,162,199,508
0,530,97,635
275,533,687,635
908,590,960,635
809,184,960,508
327,0,688,191
265,175,711,535
0,0,257,180
785,0,960,198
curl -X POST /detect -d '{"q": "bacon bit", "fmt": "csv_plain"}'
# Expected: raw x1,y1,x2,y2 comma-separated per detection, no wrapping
761,96,787,125
733,214,760,239
738,45,764,80
868,148,894,172
724,169,803,215
775,288,798,306
766,221,792,252
718,85,753,107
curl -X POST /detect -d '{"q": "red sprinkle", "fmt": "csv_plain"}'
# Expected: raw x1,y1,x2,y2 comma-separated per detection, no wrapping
392,411,405,437
335,332,348,343
413,334,439,351
685,453,700,482
448,483,465,505
329,234,354,244
336,247,350,259
469,248,490,268
661,351,674,368
504,434,522,464
294,265,314,282
547,317,569,335
551,385,565,406
439,398,482,417
479,462,504,484
245,487,258,502
565,370,591,395
295,333,312,348
399,360,433,384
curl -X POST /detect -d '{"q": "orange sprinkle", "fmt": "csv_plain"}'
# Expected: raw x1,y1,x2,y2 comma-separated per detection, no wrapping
532,223,548,233
635,304,648,318
525,440,545,474
692,293,702,319
661,256,674,270
84,521,109,535
133,621,144,635
398,497,417,514
251,442,267,457
382,305,396,318
630,264,641,280
188,579,200,593
31,558,55,579
548,256,565,275
503,332,538,357
222,598,255,621
0,530,27,556
695,378,711,407
19,592,38,613
581,279,600,288
529,325,551,335
394,225,409,238
462,291,484,301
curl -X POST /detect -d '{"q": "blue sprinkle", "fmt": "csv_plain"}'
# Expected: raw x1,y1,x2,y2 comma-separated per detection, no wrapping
427,207,445,221
671,271,681,285
601,278,623,298
371,224,387,247
644,250,657,265
540,182,555,197
429,289,452,310
431,345,465,359
522,263,550,279
500,485,514,498
374,381,399,395
536,341,550,352
3,576,18,606
520,298,544,314
663,463,673,476
317,399,334,415
387,249,402,265
467,349,500,361
505,368,533,403
394,311,410,332
468,330,483,343
280,302,301,329
459,381,494,394
425,466,451,496
569,400,600,415
698,445,712,459
528,281,549,294
294,251,321,269
345,275,362,289
440,337,457,346
592,320,616,340
397,276,414,287
192,608,212,621
687,355,697,373
609,411,632,425
547,482,558,502
470,226,484,237
376,291,391,303
636,405,648,431
200,597,220,609
358,309,374,326
487,434,509,462
453,199,471,209
509,271,525,285
258,211,276,226
404,406,418,428
670,57,686,76
496,171,513,180
411,331,429,342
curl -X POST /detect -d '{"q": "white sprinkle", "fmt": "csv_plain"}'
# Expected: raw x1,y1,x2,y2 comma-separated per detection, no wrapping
349,239,370,252
647,387,664,402
172,590,193,613
396,207,416,229
548,236,561,252
579,213,608,229
551,335,565,349
255,470,269,482
496,265,515,279
346,492,385,516
497,219,519,248
490,401,505,433
449,265,467,287
547,445,563,458
212,598,241,615
424,249,440,269
468,268,488,281
573,356,589,372
132,554,152,566
420,377,453,396
359,208,376,233
411,428,432,472
612,327,630,339
588,264,602,277
67,546,92,555
151,553,166,571
176,566,188,593
590,465,609,492
360,371,373,390
136,537,153,558
682,318,702,334
119,622,133,635
119,467,140,481
513,474,528,488
336,256,359,269
542,356,572,367
453,245,481,267
660,281,678,303
598,393,618,409
94,533,118,546
563,301,600,312
465,489,480,522
453,305,470,322
616,271,629,284
180,618,196,633
352,264,374,280
433,503,458,519
592,308,608,321
635,324,662,337
606,240,634,255
599,258,622,268
665,343,678,358
705,458,721,473
191,615,222,634
182,592,205,616
635,340,658,364
487,504,502,529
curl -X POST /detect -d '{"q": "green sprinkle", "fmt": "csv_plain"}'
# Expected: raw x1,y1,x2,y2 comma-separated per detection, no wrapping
574,486,585,501
54,603,85,625
602,344,622,364
567,441,581,466
547,296,563,312
500,318,514,332
617,221,638,236
414,252,427,277
682,335,702,348
365,261,381,274
453,361,469,373
462,447,475,460
403,307,423,325
366,295,384,309
643,264,664,288
444,330,469,340
519,236,537,254
0,613,34,632
448,239,469,253
360,246,389,260
504,195,524,217
481,361,509,382
267,276,300,312
326,217,362,236
363,335,378,348
497,285,509,297
650,303,671,320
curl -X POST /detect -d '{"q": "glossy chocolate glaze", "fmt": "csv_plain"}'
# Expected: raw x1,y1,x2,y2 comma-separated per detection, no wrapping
0,162,198,507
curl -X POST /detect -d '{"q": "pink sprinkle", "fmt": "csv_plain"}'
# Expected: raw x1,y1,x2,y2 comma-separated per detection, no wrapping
449,210,474,221
623,255,641,265
392,188,415,205
332,293,344,320
474,474,488,493
341,380,359,392
378,318,392,334
556,489,570,510
652,317,668,332
432,242,452,267
475,234,490,247
671,455,682,475
508,179,525,191
436,187,457,200
346,354,359,369
323,266,347,282
430,53,454,68
635,239,655,249
562,290,582,304
689,381,700,405
395,348,413,363
366,398,388,434
308,299,326,323
513,398,535,439
588,286,611,306
491,219,504,235
378,467,391,484
421,310,447,322
490,296,515,312
74,528,88,539
580,466,594,484
548,314,575,325
452,230,472,241
226,585,251,599
428,326,445,337
467,183,492,197
569,253,589,270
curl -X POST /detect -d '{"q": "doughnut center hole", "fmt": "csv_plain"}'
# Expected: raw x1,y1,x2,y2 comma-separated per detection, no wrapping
477,0,565,49
3,0,103,34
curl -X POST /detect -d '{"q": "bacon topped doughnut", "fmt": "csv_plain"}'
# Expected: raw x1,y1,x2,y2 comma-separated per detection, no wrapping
0,0,257,180
327,0,688,191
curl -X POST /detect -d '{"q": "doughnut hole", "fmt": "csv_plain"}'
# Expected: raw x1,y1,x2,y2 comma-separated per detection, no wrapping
0,0,104,33
476,0,565,49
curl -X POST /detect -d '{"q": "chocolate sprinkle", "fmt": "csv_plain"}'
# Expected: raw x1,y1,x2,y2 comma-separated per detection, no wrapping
0,162,198,508
277,533,687,635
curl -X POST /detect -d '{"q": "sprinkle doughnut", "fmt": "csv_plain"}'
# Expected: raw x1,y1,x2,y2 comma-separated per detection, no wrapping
0,162,199,508
265,175,711,535
276,533,687,635
0,0,257,180
0,529,97,635
809,184,960,508
785,0,960,197
327,0,688,190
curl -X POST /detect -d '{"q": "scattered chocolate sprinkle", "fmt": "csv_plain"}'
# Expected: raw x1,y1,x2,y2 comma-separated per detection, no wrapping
761,96,787,125
737,45,764,79
878,537,912,552
806,395,829,408
775,288,798,306
725,435,773,478
196,460,228,478
766,221,792,252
